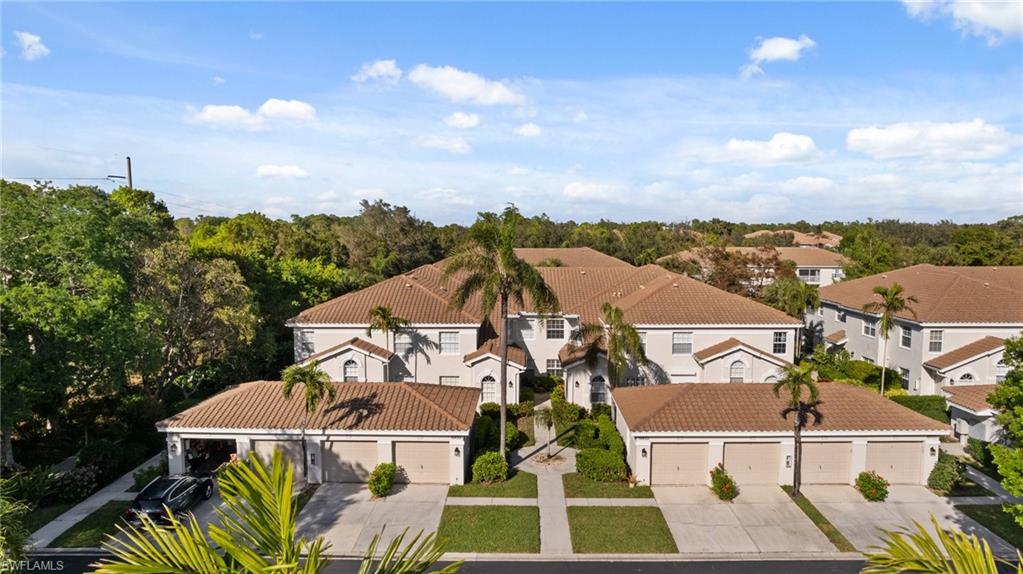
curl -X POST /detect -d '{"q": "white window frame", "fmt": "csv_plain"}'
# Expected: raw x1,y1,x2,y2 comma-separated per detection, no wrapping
545,318,565,340
957,372,975,385
863,320,877,338
298,330,315,358
481,376,497,403
439,332,459,355
899,367,910,389
590,376,607,404
638,332,647,353
837,310,847,323
546,359,563,378
439,376,460,386
520,319,535,341
672,332,693,355
729,361,745,384
393,333,412,356
797,268,821,284
772,331,787,355
900,326,912,349
343,359,359,382
929,330,943,353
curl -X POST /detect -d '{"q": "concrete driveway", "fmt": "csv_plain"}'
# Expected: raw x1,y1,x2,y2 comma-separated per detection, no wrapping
801,485,1016,556
653,486,836,554
296,483,447,556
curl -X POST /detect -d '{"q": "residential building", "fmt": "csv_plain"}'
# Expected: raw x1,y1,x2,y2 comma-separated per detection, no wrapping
944,384,1002,445
744,229,842,248
661,246,847,287
812,265,1022,395
287,248,803,410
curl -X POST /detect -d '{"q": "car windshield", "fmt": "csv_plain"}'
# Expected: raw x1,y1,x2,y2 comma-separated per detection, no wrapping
138,477,178,499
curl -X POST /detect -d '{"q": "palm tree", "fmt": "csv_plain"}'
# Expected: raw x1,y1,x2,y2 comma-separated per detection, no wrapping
863,283,918,396
772,362,821,498
282,363,337,479
862,516,1021,574
534,407,555,457
445,206,559,459
366,305,411,382
573,302,648,389
92,451,461,574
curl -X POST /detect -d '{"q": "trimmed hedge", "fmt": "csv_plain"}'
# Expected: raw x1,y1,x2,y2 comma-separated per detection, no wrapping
967,438,992,467
574,420,601,449
472,451,509,483
890,395,950,424
505,421,526,451
576,448,627,482
596,415,625,456
710,464,739,501
368,462,396,498
855,471,890,502
590,404,612,420
480,402,501,420
927,451,962,494
509,401,535,419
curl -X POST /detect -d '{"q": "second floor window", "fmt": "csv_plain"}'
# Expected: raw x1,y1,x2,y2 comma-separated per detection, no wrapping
481,376,497,403
773,332,787,355
729,361,745,383
899,367,910,389
837,310,847,323
394,333,412,356
546,318,565,339
672,332,693,355
439,332,459,355
343,359,359,382
297,331,315,358
929,330,943,353
439,376,460,386
900,327,912,349
863,321,877,338
520,319,534,340
797,268,821,284
546,358,563,378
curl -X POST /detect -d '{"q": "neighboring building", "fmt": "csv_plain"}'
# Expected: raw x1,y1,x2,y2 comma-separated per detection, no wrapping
745,229,842,248
288,248,803,410
661,246,847,287
944,384,1002,444
812,265,1022,395
612,382,948,486
158,381,478,485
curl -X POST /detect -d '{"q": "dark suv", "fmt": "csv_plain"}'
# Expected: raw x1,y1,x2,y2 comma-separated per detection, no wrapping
126,475,214,524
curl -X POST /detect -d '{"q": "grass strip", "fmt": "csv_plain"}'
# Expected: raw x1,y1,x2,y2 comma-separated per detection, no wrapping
782,486,856,552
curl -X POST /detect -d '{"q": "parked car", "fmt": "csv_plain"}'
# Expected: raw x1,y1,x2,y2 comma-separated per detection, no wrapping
126,475,214,524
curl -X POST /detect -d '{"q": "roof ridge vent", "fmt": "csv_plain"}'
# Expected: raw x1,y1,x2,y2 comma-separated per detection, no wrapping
580,270,586,275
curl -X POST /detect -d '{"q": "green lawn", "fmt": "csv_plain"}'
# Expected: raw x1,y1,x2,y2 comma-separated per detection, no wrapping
49,501,130,548
958,505,1023,549
567,506,677,553
562,473,654,498
448,469,537,498
437,506,540,553
23,502,75,534
517,416,535,447
781,486,856,552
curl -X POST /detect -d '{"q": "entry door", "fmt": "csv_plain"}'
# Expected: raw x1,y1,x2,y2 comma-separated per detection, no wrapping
801,442,852,484
650,443,709,485
723,443,779,484
866,442,922,484
323,441,378,482
393,442,449,483
252,440,305,482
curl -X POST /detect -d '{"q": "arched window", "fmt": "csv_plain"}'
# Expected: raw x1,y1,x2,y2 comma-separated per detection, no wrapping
729,361,745,384
343,359,359,382
958,372,975,385
590,376,607,405
481,375,497,403
764,375,778,384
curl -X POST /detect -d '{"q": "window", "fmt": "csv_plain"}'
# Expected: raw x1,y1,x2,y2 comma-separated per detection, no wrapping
773,332,787,355
590,376,607,404
439,332,459,355
394,333,412,356
816,307,824,317
899,367,910,389
343,359,359,382
929,330,943,353
798,268,821,284
672,332,693,355
764,375,778,384
481,376,497,403
900,326,912,349
624,375,647,386
545,318,565,339
729,361,745,383
520,319,534,340
638,332,647,353
958,372,974,385
837,310,847,323
297,331,315,359
439,376,460,386
997,358,1008,369
546,359,563,378
863,321,877,338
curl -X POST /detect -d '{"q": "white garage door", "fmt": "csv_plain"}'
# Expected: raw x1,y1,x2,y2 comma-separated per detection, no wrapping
252,440,305,482
323,441,377,483
723,443,779,484
802,442,851,484
394,442,448,484
866,442,922,484
650,443,709,485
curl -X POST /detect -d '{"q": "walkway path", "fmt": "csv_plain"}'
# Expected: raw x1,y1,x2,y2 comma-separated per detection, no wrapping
940,446,1023,505
30,453,163,548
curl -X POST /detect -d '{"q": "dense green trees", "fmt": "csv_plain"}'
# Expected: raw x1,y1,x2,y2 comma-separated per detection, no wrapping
987,336,1023,528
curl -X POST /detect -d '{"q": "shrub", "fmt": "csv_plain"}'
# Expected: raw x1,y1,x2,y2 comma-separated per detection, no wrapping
595,415,625,455
574,419,601,449
509,401,535,420
473,416,497,455
590,404,612,420
519,386,535,404
480,402,501,420
3,466,58,505
471,451,509,483
368,462,396,498
553,399,583,427
54,465,101,503
77,439,125,483
890,396,950,424
927,451,962,494
576,448,627,482
132,459,169,492
505,422,526,451
551,385,565,403
710,464,739,501
855,471,890,502
966,438,992,467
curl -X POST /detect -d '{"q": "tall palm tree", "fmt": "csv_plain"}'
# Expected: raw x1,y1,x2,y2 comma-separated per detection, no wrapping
573,302,648,389
772,362,821,498
281,363,337,479
366,305,411,382
92,451,461,574
445,206,559,459
863,283,918,396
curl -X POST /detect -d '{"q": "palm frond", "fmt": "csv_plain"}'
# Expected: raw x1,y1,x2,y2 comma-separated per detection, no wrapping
357,529,462,574
94,510,228,574
861,515,1015,574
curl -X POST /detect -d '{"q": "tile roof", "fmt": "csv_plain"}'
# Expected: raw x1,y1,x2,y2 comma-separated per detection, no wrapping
744,229,842,247
300,337,394,365
512,247,633,267
691,337,792,366
944,384,998,414
463,339,527,368
923,336,1004,372
559,340,605,366
159,381,479,432
613,382,949,433
825,330,847,344
663,246,847,268
819,264,1023,324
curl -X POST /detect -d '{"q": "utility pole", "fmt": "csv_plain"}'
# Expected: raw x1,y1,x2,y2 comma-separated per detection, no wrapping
126,156,133,190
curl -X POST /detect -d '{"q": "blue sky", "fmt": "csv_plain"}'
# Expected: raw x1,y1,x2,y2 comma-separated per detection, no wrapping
2,2,1021,223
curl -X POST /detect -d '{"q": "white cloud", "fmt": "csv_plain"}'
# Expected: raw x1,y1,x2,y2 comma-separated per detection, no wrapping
416,135,471,154
903,0,1022,44
421,187,474,206
781,176,836,194
264,195,295,205
444,112,480,129
256,164,308,179
573,110,589,123
408,64,525,105
507,166,531,176
351,59,403,83
249,30,264,40
14,31,51,61
257,98,316,121
692,132,820,164
515,122,542,137
191,105,264,129
317,190,339,201
563,181,624,201
846,118,1014,160
740,35,816,78
212,76,225,85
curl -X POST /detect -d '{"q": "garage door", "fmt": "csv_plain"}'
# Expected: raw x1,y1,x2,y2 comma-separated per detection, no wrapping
650,443,708,485
323,441,377,483
866,442,922,484
394,442,448,484
802,442,851,484
252,440,305,482
723,443,779,484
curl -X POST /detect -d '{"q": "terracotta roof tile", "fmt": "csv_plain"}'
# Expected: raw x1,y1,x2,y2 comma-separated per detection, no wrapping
159,381,479,432
944,384,998,413
559,339,605,366
613,382,949,433
512,247,633,267
463,339,527,368
825,330,847,344
924,336,1004,371
744,230,842,247
691,338,793,366
301,337,394,365
819,265,1023,324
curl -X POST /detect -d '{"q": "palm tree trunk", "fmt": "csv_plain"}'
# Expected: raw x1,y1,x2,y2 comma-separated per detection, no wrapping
499,295,509,459
880,336,888,396
792,416,802,497
300,412,309,481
